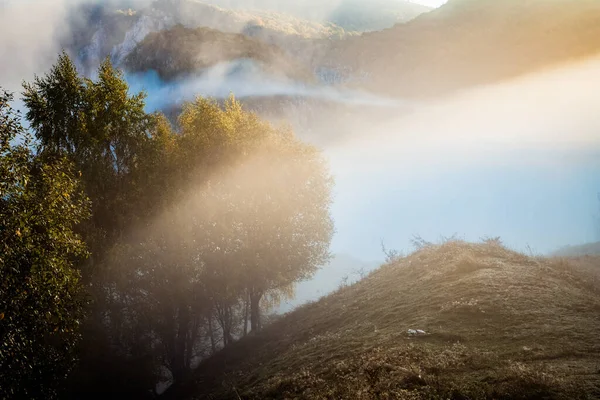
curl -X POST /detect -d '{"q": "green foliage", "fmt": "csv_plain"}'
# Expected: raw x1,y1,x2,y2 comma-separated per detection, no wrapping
23,54,163,397
0,90,90,399
18,53,334,396
175,95,334,329
23,53,153,253
107,95,334,382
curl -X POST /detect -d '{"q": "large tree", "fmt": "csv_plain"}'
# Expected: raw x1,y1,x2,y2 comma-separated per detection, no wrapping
23,52,153,255
22,54,166,398
0,90,90,399
108,96,334,384
176,96,334,331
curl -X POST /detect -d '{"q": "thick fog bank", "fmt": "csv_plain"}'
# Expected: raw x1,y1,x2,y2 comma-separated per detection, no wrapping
126,60,404,111
326,57,600,259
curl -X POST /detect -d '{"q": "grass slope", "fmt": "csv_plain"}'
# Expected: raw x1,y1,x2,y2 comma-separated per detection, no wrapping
168,241,600,399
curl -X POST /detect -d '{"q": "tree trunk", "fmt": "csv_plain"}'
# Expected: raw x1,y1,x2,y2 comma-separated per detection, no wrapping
221,306,230,348
250,292,262,332
186,315,199,369
243,293,249,337
207,313,216,354
172,305,190,383
222,305,236,347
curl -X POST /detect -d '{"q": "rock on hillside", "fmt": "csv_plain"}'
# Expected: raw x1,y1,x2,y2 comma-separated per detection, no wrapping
166,241,600,399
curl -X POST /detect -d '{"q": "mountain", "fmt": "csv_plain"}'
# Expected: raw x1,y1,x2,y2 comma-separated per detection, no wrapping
124,25,314,81
322,0,600,98
67,0,600,102
65,0,348,74
165,241,600,399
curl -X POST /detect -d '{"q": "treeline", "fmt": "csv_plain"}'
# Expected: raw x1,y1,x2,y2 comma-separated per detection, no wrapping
0,53,334,399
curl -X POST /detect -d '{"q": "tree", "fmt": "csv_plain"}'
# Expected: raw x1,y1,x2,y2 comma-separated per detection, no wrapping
104,95,334,384
0,90,90,399
23,53,153,255
18,53,334,394
176,96,334,331
23,54,165,398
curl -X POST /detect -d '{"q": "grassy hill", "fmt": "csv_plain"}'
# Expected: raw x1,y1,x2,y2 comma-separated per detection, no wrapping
165,241,600,399
324,0,600,98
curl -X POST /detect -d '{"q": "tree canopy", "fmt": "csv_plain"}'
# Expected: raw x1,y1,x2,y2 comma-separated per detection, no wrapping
0,90,90,399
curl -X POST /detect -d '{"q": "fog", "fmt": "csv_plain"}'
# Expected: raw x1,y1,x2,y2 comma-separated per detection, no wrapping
1,0,599,267
328,58,600,259
126,60,405,110
0,0,70,92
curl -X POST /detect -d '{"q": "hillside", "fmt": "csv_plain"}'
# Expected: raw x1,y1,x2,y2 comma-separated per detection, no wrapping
67,0,600,102
323,0,600,98
124,25,314,81
166,241,600,399
67,0,348,73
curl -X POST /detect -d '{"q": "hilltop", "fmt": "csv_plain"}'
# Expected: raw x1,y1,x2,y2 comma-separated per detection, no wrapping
166,241,600,399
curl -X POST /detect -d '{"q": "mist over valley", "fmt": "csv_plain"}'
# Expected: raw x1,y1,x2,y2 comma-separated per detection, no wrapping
1,0,600,398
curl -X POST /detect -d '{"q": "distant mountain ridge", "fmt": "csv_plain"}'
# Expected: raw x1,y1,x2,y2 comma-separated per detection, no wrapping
322,0,600,98
64,0,431,74
64,0,600,103
124,25,314,81
65,0,350,74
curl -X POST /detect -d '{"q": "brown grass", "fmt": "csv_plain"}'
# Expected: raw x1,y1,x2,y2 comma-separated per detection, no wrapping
166,241,600,400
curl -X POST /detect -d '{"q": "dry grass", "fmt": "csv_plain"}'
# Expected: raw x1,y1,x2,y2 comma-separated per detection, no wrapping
166,241,600,400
